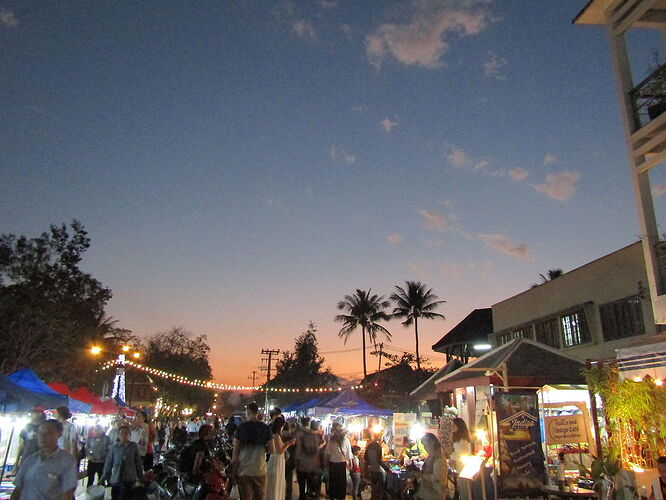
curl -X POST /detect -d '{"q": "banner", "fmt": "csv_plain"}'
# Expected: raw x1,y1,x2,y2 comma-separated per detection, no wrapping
495,391,545,497
544,414,588,445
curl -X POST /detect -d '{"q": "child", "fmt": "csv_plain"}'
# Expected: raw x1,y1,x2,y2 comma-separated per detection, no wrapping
351,445,362,500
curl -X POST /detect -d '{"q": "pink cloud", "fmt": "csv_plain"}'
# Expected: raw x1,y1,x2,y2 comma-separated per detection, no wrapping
508,167,529,181
387,233,404,244
533,171,581,202
419,210,447,232
478,233,532,260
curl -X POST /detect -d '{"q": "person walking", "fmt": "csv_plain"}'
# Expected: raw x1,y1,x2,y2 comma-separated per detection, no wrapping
283,421,298,500
13,406,45,474
350,446,362,500
55,406,78,459
266,418,295,500
364,432,390,500
11,419,78,500
87,424,111,487
324,423,352,500
416,433,446,500
296,418,324,499
232,402,274,500
102,424,144,500
131,412,149,469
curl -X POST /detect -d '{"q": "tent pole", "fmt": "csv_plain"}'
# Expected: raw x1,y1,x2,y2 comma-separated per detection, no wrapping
1,424,15,485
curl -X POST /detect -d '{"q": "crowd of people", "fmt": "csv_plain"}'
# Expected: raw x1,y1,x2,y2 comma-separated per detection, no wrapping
8,402,486,500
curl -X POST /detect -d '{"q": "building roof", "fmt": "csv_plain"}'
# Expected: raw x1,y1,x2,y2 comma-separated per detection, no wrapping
573,0,612,25
410,359,465,399
434,338,586,391
431,308,493,353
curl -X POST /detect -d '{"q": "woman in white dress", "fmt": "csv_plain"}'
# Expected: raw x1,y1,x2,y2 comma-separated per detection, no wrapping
266,418,296,500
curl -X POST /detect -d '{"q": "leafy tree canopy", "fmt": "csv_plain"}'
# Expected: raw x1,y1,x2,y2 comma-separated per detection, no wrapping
0,221,117,385
143,326,213,411
272,321,337,390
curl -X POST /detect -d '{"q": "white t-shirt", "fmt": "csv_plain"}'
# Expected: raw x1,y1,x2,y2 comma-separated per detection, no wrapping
325,436,352,464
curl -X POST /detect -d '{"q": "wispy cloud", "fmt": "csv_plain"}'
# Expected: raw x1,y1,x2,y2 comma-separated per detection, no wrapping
351,105,367,113
387,232,404,245
365,0,492,68
483,52,507,80
447,147,470,169
474,160,490,171
330,144,357,164
419,210,447,232
543,154,557,165
478,233,532,260
439,261,464,279
317,0,337,9
533,171,581,202
468,259,496,277
381,118,398,133
293,19,317,39
0,8,18,28
508,167,529,182
407,260,433,281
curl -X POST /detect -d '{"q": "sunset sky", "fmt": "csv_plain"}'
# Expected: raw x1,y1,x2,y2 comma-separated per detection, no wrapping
3,1,666,386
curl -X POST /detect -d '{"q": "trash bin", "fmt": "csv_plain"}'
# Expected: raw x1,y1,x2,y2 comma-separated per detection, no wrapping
86,484,106,500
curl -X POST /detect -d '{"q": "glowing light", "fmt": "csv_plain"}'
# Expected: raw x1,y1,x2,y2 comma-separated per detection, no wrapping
409,423,425,441
656,379,664,386
474,344,492,351
132,352,141,359
347,422,362,434
630,465,645,473
122,345,130,352
475,429,487,441
633,376,643,382
90,346,102,355
372,424,384,434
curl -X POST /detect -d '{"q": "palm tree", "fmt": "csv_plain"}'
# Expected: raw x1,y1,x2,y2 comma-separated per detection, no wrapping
335,289,392,379
531,268,564,288
390,281,446,371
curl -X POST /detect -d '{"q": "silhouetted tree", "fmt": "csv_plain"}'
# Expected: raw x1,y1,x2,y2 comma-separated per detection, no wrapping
336,289,392,379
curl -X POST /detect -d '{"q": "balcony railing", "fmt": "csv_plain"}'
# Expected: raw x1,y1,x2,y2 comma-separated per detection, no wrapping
630,62,666,130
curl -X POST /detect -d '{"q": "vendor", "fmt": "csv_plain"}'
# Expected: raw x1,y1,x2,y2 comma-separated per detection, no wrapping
398,436,428,464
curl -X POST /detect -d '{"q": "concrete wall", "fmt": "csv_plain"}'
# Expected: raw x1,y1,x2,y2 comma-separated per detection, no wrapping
491,242,659,360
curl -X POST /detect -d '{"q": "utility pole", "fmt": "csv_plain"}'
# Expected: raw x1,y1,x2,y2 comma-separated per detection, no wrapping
260,349,280,415
248,370,257,387
377,343,384,372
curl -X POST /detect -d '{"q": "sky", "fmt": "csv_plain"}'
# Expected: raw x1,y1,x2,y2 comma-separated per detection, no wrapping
3,0,666,387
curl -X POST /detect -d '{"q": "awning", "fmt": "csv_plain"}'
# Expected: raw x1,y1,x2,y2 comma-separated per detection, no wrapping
49,383,118,415
0,375,68,412
8,368,92,413
323,388,393,416
617,340,666,381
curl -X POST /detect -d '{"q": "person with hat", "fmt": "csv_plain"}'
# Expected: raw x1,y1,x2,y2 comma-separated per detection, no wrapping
11,419,78,500
14,406,46,474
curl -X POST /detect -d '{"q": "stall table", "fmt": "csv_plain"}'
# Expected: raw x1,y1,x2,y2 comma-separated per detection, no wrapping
542,485,598,500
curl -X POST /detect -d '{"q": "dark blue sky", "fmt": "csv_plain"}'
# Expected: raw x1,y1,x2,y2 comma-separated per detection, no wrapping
2,0,662,383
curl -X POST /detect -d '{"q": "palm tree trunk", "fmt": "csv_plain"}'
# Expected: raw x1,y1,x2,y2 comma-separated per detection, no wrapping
414,316,421,371
362,326,367,379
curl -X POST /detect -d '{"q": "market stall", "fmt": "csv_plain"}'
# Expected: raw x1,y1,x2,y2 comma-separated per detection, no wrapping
433,338,593,500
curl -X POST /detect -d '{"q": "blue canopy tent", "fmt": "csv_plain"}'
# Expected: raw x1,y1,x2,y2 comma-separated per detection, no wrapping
323,388,393,416
7,369,91,414
0,375,68,413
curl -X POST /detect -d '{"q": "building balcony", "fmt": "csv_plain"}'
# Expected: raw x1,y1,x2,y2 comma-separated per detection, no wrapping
631,61,666,130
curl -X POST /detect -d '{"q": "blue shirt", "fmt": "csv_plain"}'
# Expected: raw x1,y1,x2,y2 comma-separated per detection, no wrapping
14,448,78,499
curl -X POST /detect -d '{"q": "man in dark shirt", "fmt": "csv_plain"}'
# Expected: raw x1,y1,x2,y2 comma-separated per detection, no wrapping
232,403,274,500
364,434,391,500
14,406,45,473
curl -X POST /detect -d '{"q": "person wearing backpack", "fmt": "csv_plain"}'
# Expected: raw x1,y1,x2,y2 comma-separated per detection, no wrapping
295,418,323,499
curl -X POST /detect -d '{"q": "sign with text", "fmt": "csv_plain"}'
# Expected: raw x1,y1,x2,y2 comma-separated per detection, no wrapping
495,392,546,497
544,414,588,445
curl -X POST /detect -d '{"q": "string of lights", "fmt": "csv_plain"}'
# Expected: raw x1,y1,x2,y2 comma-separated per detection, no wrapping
100,359,366,393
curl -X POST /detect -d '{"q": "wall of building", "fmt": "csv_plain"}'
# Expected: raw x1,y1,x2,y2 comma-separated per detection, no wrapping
490,242,659,360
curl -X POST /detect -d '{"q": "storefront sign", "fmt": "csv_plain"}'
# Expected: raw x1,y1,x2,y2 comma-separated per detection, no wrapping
495,391,546,497
544,414,588,445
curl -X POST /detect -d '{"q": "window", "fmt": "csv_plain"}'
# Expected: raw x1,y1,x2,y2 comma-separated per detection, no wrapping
600,296,644,341
534,318,560,348
560,310,590,347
